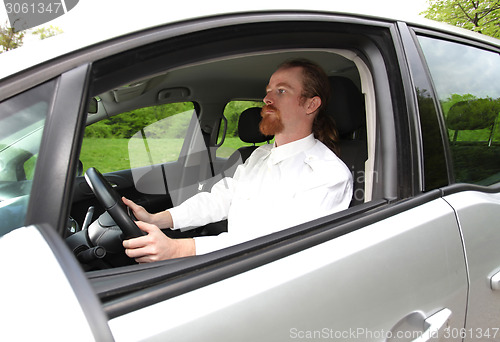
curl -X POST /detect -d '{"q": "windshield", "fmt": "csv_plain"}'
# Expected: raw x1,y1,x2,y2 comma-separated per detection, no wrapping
0,81,54,236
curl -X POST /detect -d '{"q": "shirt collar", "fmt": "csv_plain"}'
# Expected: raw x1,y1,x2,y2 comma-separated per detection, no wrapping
268,133,316,165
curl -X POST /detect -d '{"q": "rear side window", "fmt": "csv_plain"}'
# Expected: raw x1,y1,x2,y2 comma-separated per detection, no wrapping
81,102,195,173
418,36,500,185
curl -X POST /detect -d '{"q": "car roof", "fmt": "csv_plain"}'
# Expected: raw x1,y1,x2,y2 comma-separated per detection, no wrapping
1,2,498,83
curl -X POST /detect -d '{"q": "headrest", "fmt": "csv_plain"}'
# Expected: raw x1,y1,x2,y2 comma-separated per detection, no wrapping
326,76,365,136
446,99,500,131
238,107,273,144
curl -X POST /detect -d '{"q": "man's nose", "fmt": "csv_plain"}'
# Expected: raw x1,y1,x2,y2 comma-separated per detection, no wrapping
263,93,273,104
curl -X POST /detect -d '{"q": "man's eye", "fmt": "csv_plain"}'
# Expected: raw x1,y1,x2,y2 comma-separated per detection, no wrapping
278,89,286,94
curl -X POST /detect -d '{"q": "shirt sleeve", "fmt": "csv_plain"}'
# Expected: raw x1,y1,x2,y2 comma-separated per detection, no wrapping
193,169,353,256
321,169,353,215
309,162,353,217
304,144,354,216
169,176,236,230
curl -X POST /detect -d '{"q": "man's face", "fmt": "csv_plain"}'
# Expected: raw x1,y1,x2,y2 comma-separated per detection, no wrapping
260,66,306,136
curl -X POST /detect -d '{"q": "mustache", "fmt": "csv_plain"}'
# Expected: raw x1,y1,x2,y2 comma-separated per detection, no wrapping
261,104,278,115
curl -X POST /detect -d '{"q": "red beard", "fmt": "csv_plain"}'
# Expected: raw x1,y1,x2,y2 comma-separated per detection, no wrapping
260,105,284,135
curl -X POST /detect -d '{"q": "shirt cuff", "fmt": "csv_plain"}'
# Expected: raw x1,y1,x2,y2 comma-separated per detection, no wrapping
168,205,189,230
193,234,231,255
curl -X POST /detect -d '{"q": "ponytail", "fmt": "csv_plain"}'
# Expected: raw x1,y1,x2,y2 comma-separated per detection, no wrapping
278,58,340,156
313,111,340,157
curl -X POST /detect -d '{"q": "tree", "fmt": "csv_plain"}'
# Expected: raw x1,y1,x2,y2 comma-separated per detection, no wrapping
1,22,63,53
32,25,63,40
422,0,500,38
0,21,25,53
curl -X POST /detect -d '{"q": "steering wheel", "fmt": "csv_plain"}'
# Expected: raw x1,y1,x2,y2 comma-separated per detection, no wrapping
84,167,144,239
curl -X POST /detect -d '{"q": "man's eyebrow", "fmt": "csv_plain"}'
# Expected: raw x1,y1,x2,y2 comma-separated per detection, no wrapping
266,82,294,91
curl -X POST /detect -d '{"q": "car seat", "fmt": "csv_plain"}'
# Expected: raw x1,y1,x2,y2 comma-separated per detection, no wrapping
327,76,367,206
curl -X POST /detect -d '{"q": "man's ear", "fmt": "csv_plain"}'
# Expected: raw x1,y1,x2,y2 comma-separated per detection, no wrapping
305,96,322,115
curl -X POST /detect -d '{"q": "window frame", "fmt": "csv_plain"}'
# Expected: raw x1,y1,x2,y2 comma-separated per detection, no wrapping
85,16,409,318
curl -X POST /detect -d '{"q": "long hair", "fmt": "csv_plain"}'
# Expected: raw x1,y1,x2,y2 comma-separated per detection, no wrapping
278,59,340,156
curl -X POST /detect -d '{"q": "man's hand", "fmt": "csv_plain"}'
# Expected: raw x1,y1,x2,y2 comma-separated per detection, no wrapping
122,197,174,229
122,197,153,223
122,221,195,263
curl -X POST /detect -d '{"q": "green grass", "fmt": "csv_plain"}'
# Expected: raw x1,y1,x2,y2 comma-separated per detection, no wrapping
448,127,500,142
80,137,270,174
80,138,131,173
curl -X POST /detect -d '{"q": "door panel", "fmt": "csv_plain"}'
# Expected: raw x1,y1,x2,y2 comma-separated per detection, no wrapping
109,198,467,341
444,190,500,341
0,226,97,341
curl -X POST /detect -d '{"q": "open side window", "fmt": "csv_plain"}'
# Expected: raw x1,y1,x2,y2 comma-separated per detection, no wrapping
78,19,404,319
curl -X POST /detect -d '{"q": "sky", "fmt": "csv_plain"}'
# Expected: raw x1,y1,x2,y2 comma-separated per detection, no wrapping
1,0,431,45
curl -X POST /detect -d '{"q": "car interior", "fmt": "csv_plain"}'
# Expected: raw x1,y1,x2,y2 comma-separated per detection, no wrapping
67,48,377,270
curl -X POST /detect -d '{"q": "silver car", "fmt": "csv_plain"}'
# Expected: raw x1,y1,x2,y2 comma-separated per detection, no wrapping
0,4,499,341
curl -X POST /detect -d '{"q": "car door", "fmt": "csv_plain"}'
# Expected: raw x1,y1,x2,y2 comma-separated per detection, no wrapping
106,196,467,342
415,32,500,340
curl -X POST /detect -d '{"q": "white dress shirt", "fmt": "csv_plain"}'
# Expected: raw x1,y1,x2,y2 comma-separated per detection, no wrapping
169,134,353,255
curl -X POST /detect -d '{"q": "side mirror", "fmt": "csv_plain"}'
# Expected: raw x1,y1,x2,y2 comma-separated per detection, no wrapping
88,97,98,114
77,160,83,177
215,115,228,147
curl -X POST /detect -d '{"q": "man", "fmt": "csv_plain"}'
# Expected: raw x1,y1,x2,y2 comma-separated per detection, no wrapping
122,59,353,262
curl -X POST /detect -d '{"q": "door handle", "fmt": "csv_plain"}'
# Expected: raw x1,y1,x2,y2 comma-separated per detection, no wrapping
388,308,452,342
490,270,500,290
411,308,452,342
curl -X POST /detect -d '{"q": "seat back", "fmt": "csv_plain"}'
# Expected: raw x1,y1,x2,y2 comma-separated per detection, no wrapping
327,76,367,206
